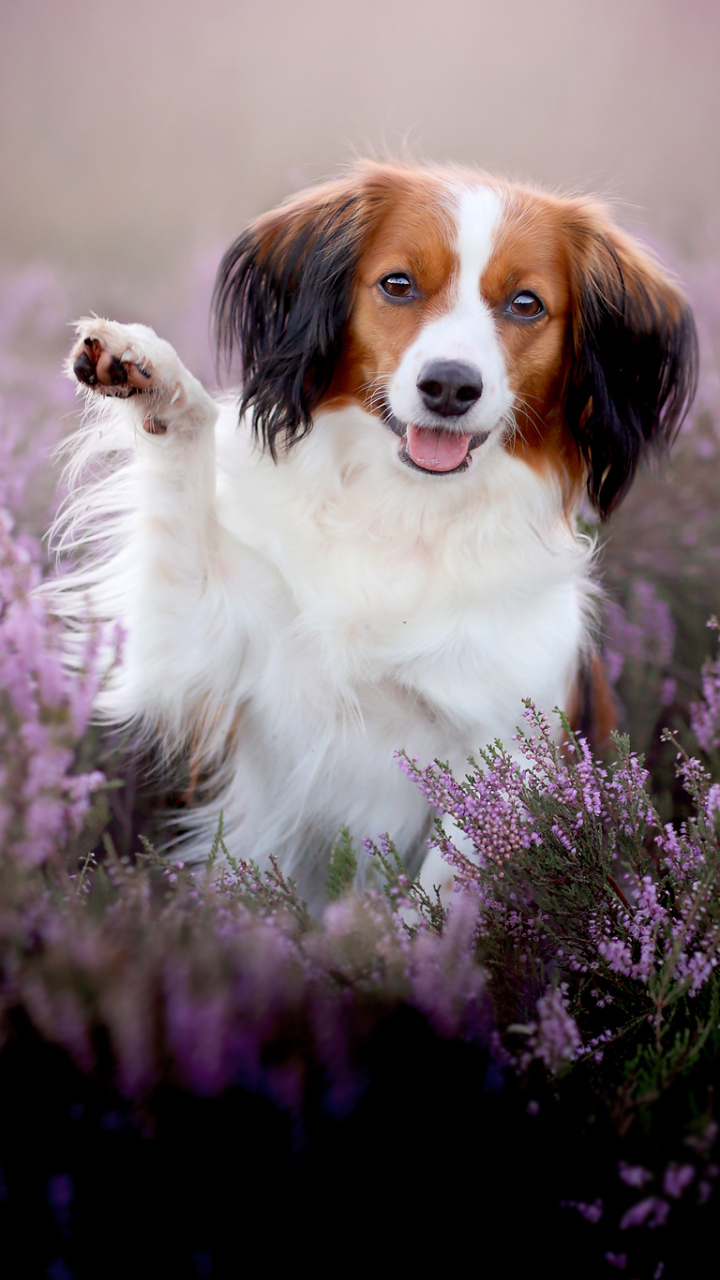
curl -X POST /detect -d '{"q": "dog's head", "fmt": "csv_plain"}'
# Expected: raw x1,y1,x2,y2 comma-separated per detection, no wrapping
213,161,697,517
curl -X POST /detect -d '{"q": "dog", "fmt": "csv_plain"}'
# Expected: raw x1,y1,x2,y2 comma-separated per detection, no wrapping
54,161,697,908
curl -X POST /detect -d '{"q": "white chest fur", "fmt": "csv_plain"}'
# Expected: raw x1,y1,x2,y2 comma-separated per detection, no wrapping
214,402,590,737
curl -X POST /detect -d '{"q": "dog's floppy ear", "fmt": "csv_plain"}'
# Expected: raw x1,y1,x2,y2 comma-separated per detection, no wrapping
564,209,698,518
213,177,371,456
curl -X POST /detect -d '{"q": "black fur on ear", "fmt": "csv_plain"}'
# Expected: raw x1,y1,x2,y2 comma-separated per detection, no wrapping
213,184,367,457
565,220,698,519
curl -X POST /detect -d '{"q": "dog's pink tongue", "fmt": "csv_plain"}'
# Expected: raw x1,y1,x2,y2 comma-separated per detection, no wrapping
406,423,471,472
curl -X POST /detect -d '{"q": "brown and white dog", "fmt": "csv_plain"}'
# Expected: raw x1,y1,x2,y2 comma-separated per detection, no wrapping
56,161,697,906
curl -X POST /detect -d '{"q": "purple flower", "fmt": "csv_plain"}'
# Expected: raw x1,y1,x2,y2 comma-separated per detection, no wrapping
619,1196,670,1230
0,510,106,864
405,891,489,1039
561,1198,603,1223
690,620,720,752
603,582,675,687
604,1253,627,1271
662,1162,695,1199
618,1162,652,1188
527,983,582,1074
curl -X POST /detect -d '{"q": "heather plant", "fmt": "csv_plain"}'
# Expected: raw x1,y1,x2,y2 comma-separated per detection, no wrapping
602,578,677,760
0,510,108,866
0,265,78,538
400,707,720,1057
0,830,492,1108
395,708,720,1264
2,688,718,1273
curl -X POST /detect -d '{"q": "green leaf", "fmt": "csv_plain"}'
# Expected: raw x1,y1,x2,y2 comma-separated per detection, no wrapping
325,826,358,902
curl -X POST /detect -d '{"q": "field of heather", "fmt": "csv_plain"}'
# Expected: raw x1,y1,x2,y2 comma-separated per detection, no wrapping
0,247,719,1277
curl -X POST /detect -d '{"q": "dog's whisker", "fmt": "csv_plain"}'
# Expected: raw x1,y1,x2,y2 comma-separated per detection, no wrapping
513,396,546,437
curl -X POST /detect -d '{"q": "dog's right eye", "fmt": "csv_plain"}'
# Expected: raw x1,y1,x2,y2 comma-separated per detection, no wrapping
379,273,414,299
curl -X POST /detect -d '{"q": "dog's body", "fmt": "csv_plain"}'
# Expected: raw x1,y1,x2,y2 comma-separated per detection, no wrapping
54,163,697,906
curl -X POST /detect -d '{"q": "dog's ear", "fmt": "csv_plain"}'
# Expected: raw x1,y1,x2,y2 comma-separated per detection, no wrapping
563,209,698,518
213,177,372,456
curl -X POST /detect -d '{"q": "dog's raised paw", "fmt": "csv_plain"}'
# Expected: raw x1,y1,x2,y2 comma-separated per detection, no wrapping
68,317,215,438
69,320,166,400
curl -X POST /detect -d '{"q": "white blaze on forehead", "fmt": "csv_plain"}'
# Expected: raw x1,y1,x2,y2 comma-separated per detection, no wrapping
452,183,504,309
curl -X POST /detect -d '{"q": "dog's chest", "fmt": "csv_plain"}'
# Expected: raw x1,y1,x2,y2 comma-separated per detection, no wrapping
216,462,585,733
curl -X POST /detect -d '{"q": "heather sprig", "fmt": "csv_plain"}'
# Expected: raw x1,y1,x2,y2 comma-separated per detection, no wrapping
362,829,446,936
199,812,313,932
690,617,720,755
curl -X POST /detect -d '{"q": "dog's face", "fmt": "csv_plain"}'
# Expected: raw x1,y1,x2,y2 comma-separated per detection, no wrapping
339,178,573,479
214,162,697,516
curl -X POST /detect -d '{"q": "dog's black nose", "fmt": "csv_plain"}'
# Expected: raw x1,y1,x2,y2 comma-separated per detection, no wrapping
417,361,483,417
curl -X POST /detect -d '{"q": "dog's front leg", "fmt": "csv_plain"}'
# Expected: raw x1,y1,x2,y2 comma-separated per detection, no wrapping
64,318,247,742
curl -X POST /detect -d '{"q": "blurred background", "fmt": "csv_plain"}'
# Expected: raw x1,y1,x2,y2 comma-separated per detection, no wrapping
1,0,720,807
2,0,719,274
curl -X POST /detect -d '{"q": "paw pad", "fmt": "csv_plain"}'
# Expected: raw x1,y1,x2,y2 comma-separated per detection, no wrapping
71,328,154,397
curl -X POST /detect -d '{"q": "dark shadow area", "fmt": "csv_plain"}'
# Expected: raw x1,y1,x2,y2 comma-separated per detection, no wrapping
0,1007,714,1279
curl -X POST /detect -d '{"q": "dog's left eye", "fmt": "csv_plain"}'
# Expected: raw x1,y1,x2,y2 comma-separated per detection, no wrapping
379,273,414,299
507,291,545,318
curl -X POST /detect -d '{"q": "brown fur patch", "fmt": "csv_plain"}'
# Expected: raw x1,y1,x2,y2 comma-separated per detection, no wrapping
326,167,459,409
480,188,585,509
566,648,617,750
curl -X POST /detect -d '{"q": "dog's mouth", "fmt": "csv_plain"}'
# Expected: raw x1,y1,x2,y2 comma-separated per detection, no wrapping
383,407,489,475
